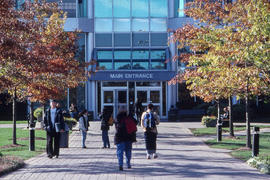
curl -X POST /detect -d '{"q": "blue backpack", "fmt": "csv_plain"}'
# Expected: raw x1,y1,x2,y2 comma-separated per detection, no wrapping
143,112,156,130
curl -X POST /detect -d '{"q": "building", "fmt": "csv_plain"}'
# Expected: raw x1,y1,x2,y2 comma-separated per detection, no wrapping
18,0,195,119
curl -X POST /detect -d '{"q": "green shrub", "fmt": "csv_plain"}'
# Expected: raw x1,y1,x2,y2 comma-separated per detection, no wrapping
33,107,44,120
247,155,270,174
201,116,217,127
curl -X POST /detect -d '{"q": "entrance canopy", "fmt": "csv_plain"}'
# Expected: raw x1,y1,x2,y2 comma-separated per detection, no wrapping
89,70,176,81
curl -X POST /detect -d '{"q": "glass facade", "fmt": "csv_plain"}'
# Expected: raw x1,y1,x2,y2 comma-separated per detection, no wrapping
96,49,167,70
78,0,87,17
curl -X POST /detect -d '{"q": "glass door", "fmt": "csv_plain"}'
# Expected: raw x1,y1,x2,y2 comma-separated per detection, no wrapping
135,88,162,117
102,88,128,119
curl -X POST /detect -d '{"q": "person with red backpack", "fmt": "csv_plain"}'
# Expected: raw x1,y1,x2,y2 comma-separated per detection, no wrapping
141,103,160,159
114,106,137,171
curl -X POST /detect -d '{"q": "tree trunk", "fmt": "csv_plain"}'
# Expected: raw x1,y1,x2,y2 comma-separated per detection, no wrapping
217,100,222,142
12,89,17,145
228,96,234,137
245,94,251,148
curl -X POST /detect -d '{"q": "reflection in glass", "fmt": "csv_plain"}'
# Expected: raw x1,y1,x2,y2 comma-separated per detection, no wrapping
150,19,167,32
98,61,113,70
132,33,149,46
132,19,149,32
150,0,168,17
132,50,149,59
94,0,112,17
137,91,147,103
103,82,127,87
150,50,166,59
95,33,112,47
104,91,113,103
114,19,131,32
132,61,148,69
136,82,161,86
75,34,85,63
115,61,131,70
95,19,112,32
118,91,127,103
150,91,160,103
113,0,130,17
114,33,131,47
114,51,131,59
151,33,168,46
151,61,166,69
97,51,113,59
132,0,149,17
78,0,87,17
179,0,185,17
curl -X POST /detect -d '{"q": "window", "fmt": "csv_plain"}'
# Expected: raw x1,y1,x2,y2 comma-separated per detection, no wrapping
132,50,149,59
132,0,149,17
151,50,166,69
95,19,112,32
94,0,112,17
75,33,86,63
98,61,113,70
132,61,149,70
114,19,131,32
97,51,113,59
150,0,168,17
113,0,130,17
132,33,149,47
114,51,131,59
78,0,87,17
150,19,167,32
115,61,131,70
151,61,166,69
114,33,131,47
95,34,112,47
132,19,149,32
151,33,167,46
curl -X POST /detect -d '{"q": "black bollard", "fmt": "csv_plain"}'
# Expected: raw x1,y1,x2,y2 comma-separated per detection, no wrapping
217,123,222,142
252,126,260,157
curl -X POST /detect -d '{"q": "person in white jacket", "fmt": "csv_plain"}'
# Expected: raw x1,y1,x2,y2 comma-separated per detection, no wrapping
79,109,89,148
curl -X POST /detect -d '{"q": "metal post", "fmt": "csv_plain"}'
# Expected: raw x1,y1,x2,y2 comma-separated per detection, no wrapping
29,101,35,151
217,101,222,142
252,127,260,157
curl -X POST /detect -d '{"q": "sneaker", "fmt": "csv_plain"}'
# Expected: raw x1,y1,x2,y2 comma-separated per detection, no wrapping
147,154,151,159
47,155,53,159
119,166,123,171
153,153,158,159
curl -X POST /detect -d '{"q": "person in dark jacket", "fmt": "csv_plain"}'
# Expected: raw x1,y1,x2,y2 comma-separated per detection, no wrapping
114,106,136,171
44,100,65,159
79,109,89,148
135,99,143,125
100,107,112,148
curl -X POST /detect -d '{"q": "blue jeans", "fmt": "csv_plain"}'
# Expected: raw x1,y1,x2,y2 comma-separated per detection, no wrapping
116,141,132,167
102,130,110,148
81,130,87,147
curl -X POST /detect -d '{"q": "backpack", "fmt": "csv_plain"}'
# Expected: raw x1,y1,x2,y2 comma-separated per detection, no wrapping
108,116,114,126
143,112,156,130
124,116,137,134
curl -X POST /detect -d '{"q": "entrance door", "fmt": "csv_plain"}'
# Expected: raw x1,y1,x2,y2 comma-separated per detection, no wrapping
102,88,128,118
135,88,162,116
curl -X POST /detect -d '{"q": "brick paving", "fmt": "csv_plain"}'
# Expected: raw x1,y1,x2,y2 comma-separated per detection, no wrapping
1,122,270,180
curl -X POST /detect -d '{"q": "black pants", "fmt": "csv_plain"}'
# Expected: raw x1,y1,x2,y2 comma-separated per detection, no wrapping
46,131,60,156
144,131,157,151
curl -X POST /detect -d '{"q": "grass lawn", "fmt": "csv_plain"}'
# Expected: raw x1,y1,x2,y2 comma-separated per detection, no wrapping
205,133,270,161
0,128,46,160
190,125,270,136
0,121,28,124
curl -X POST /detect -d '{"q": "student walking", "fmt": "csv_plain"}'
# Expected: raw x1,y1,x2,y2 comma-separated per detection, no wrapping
114,106,137,171
141,103,160,159
99,107,112,148
78,109,89,148
44,100,65,159
135,98,143,125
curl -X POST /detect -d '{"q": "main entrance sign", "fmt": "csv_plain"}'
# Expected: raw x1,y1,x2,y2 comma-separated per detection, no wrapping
89,71,176,81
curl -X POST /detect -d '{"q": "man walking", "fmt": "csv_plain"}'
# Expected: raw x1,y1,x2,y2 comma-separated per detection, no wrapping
141,103,160,159
44,100,65,158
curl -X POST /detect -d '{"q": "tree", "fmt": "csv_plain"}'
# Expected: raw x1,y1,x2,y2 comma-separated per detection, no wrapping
0,0,95,147
170,0,270,147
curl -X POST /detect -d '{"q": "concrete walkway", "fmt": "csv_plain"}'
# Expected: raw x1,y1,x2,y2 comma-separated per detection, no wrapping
1,122,270,180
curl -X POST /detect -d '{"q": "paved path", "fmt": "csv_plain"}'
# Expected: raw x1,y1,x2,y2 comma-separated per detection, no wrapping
1,122,270,180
